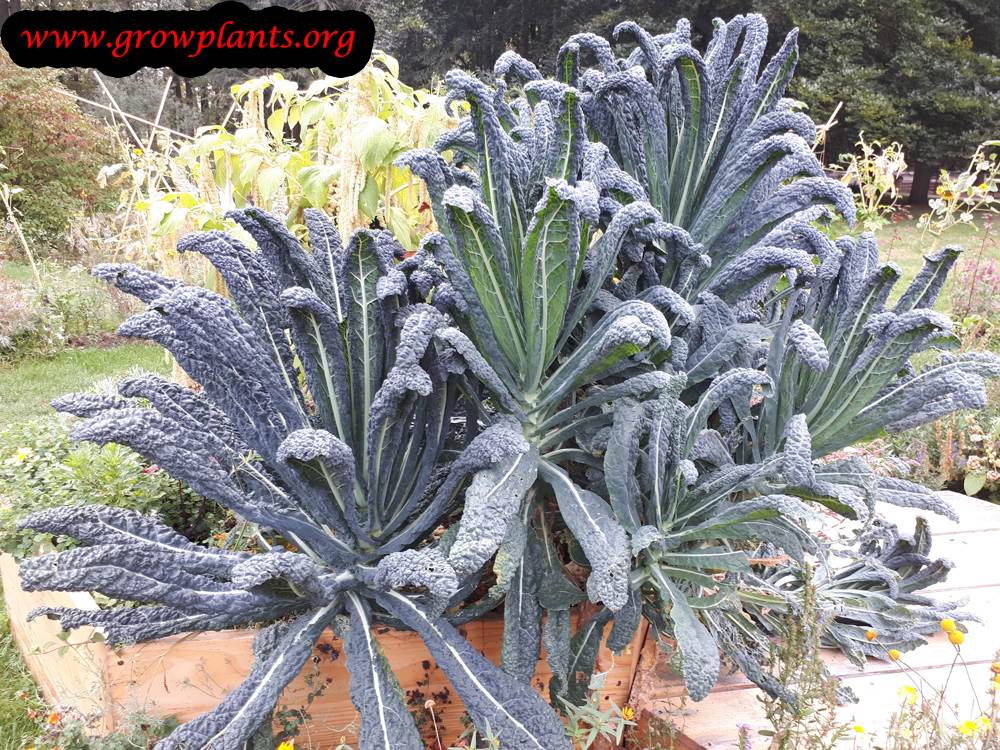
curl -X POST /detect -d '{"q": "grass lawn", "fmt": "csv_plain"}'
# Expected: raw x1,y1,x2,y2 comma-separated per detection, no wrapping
0,343,170,426
1,261,38,287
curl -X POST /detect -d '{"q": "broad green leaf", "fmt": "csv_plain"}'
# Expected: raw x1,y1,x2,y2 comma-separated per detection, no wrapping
539,461,630,612
520,184,575,384
443,187,525,369
257,166,285,206
356,116,396,172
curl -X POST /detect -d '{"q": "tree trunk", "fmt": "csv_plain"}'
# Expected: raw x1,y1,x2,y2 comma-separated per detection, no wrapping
908,160,934,205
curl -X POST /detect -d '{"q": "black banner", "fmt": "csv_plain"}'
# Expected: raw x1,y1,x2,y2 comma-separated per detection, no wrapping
1,1,375,77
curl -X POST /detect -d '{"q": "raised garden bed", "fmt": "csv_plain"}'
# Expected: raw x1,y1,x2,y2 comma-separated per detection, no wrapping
1,553,647,746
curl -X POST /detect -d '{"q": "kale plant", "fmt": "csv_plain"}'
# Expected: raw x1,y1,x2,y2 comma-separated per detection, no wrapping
18,212,571,750
16,11,1000,746
397,12,999,705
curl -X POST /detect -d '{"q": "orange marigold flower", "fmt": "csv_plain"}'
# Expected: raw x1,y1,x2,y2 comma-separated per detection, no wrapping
940,618,956,633
948,630,965,646
865,629,877,641
46,710,61,725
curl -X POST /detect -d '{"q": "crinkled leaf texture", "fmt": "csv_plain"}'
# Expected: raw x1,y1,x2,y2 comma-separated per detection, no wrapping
20,10,1000,736
19,208,562,748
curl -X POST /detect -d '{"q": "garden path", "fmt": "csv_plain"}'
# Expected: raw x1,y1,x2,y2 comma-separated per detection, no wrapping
631,491,1000,749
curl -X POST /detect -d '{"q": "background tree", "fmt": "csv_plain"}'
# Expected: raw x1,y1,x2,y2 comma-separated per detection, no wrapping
0,53,115,249
735,0,1000,204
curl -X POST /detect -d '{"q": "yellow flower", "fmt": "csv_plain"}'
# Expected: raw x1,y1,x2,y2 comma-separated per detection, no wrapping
276,741,294,750
11,446,32,463
991,661,1000,674
948,630,965,646
958,720,979,736
979,716,992,729
888,649,901,661
940,618,956,633
897,685,918,705
853,725,865,734
865,629,877,641
978,182,989,192
621,705,636,721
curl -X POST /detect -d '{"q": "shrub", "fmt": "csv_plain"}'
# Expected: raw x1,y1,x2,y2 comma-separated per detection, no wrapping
883,318,1000,500
20,212,575,749
25,705,178,750
833,132,908,232
918,140,1000,238
32,263,138,345
0,261,142,359
0,414,221,560
400,13,994,705
14,12,999,748
0,54,114,253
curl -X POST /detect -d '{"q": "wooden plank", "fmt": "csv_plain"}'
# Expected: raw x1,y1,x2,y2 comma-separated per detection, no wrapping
672,661,998,749
3,545,646,746
876,491,1000,536
924,531,1000,591
105,616,646,747
635,566,1000,705
0,553,113,731
639,495,1000,749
